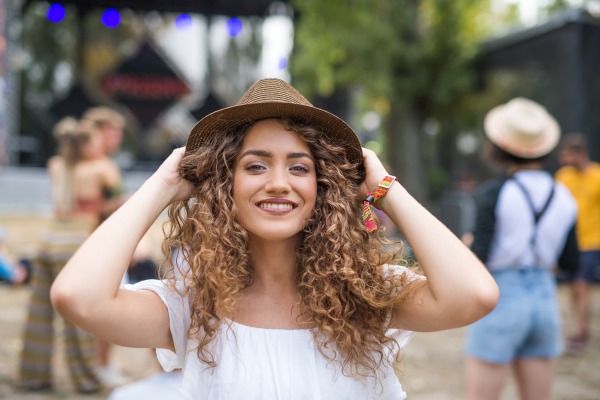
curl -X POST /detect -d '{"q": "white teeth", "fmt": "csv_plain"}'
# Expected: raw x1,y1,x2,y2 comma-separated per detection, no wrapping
258,203,293,210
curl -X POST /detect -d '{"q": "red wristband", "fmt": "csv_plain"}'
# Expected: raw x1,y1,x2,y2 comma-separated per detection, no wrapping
362,175,397,232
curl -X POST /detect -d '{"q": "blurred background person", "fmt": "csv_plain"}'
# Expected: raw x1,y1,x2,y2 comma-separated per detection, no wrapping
82,107,125,158
0,224,28,285
555,132,600,353
107,349,182,400
82,107,127,218
82,107,132,387
18,117,120,393
465,98,579,400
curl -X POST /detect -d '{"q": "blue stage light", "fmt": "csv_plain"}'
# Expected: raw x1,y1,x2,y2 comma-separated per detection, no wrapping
226,17,243,37
278,57,287,70
102,8,121,28
47,4,66,23
175,14,192,32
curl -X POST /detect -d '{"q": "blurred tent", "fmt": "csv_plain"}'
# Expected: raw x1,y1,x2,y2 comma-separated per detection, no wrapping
50,83,99,119
478,7,600,162
190,91,226,122
100,41,190,128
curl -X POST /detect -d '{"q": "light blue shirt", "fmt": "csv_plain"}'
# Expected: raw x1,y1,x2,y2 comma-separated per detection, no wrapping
0,253,18,282
487,170,577,270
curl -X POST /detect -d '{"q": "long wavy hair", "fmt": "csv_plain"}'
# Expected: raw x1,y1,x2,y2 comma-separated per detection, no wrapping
162,118,415,380
52,117,92,216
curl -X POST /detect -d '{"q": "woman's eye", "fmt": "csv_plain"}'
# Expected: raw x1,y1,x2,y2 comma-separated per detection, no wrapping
290,165,309,173
245,164,265,171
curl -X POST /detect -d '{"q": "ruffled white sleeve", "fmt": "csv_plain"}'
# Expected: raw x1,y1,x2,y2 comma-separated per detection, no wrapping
123,279,191,372
383,265,425,349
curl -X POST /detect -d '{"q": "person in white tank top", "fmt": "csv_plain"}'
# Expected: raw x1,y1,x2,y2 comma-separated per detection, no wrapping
50,79,499,399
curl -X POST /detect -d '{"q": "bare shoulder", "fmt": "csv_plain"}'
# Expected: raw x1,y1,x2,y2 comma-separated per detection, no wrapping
47,155,63,170
101,157,120,174
47,156,65,179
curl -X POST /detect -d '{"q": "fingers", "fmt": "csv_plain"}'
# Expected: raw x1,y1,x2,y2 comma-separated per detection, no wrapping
173,147,186,157
165,147,186,165
362,147,376,159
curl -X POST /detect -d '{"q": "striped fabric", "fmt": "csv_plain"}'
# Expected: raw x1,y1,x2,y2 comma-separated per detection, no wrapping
19,220,101,393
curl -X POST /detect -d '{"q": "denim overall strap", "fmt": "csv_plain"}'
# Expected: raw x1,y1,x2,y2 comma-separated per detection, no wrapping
511,178,556,268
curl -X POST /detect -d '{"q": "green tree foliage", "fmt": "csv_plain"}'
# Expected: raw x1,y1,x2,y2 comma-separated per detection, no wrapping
293,0,493,108
291,0,494,200
21,3,78,110
545,0,573,16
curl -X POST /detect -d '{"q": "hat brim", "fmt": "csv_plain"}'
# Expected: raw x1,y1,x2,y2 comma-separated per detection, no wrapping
185,102,363,165
484,104,560,159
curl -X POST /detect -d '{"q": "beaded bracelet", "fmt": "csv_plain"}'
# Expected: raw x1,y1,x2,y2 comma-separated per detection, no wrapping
362,175,398,232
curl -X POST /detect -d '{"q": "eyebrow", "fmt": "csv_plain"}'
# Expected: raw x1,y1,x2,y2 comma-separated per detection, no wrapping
239,150,314,161
287,152,314,161
239,150,273,159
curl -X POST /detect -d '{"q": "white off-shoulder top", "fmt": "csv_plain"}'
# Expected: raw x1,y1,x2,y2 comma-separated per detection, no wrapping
124,268,416,400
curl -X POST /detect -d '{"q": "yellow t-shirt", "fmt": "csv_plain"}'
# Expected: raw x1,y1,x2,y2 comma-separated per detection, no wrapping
556,162,600,251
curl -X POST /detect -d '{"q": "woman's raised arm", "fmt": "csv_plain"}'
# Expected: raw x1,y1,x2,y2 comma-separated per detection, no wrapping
50,148,193,350
359,149,499,332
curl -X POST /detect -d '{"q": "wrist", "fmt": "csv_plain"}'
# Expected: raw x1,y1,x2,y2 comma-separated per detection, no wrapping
374,180,404,214
143,176,178,209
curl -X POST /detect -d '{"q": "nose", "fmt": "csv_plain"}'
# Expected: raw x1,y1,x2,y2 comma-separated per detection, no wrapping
264,166,291,194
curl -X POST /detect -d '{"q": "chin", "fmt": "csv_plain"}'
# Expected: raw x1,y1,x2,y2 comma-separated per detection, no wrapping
247,225,303,242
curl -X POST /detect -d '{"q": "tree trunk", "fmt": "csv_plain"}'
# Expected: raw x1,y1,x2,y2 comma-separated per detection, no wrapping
387,101,428,203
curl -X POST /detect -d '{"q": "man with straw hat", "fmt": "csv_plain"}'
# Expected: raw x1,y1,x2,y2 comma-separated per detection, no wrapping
465,98,579,400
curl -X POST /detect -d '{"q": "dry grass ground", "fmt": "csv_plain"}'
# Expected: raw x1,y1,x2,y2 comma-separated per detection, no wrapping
0,217,599,399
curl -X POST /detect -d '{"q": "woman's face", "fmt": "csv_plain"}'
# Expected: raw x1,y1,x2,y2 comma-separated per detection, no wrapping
233,119,317,242
80,131,105,160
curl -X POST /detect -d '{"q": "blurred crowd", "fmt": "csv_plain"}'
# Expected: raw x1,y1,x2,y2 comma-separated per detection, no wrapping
0,107,170,396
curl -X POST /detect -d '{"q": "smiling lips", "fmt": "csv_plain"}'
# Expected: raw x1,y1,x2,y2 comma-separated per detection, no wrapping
256,199,298,214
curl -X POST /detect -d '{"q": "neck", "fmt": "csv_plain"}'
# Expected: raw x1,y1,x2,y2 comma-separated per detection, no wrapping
508,162,543,175
576,158,590,171
247,233,299,296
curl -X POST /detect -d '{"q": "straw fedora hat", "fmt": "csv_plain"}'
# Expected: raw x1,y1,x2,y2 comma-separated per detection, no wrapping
184,78,363,164
484,97,560,158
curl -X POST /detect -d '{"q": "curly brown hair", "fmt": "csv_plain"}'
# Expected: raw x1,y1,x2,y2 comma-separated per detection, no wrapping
161,118,414,380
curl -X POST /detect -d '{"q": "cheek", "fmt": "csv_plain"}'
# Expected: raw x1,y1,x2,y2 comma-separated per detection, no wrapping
232,175,258,210
299,180,318,211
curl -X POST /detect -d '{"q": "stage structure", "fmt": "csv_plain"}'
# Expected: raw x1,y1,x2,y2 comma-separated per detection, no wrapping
24,0,281,16
7,0,288,167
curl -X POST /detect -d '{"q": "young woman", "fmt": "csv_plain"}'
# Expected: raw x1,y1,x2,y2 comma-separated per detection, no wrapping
82,106,130,387
51,79,498,399
19,117,120,392
465,98,579,400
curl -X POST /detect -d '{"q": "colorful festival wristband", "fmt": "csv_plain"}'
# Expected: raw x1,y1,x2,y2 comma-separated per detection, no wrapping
361,175,397,232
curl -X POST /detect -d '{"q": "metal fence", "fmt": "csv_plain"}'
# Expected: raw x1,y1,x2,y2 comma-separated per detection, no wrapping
0,167,152,216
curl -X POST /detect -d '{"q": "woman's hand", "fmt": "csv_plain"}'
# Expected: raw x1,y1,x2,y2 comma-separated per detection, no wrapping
358,148,391,200
150,147,194,204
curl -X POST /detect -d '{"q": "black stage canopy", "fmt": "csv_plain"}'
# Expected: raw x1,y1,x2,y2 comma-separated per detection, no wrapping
24,0,286,16
478,7,600,162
